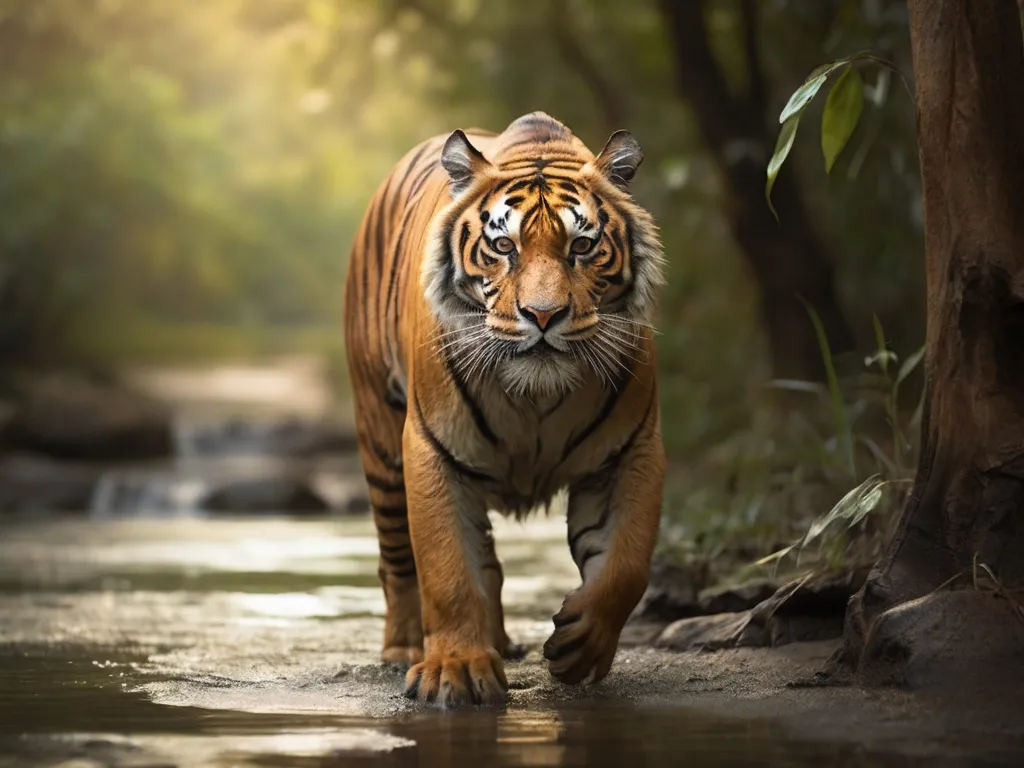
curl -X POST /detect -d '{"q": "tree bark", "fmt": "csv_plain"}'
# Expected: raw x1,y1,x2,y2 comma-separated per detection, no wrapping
839,0,1024,680
658,0,856,381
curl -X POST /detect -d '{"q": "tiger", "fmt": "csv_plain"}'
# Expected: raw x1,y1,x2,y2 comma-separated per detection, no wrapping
343,111,666,708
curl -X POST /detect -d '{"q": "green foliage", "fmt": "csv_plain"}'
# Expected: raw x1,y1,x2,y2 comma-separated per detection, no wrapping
658,313,924,583
766,51,908,218
822,66,864,172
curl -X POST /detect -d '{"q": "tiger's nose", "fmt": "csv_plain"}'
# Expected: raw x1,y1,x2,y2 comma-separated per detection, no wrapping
518,302,570,331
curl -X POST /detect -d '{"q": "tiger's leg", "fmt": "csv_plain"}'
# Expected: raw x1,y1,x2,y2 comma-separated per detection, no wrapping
351,386,423,667
544,407,665,685
401,419,507,708
480,527,523,660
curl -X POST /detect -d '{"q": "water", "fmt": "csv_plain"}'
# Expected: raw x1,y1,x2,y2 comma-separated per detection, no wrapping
0,514,1003,767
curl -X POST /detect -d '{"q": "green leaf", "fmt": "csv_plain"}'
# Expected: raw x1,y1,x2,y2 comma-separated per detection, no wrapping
765,379,828,396
779,73,829,124
871,314,888,373
821,65,864,173
896,345,925,388
801,299,855,476
765,116,799,220
802,475,884,547
753,544,798,567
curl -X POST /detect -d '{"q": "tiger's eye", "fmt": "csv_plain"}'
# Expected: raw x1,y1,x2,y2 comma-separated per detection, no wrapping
493,236,516,254
570,236,594,255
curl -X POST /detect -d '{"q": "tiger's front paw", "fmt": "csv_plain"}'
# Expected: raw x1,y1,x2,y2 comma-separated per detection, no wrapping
403,644,508,708
543,591,622,685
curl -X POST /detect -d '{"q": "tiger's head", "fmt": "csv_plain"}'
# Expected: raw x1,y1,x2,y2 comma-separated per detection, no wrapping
424,112,664,397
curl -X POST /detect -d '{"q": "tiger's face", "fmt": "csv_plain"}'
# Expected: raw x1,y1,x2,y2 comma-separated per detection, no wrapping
424,115,664,397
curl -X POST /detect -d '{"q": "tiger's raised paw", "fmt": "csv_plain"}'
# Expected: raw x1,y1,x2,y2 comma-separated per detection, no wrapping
543,594,620,686
403,645,508,708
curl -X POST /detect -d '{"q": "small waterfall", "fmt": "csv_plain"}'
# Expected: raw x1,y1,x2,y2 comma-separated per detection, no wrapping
88,414,367,519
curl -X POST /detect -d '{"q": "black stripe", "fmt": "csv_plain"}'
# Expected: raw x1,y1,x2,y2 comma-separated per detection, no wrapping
384,387,406,412
407,158,437,200
569,385,657,502
379,520,409,534
504,195,525,207
358,199,379,330
383,202,422,340
594,248,615,269
381,550,415,566
561,385,626,463
541,392,567,419
442,349,499,446
375,504,408,519
379,541,411,554
578,547,605,571
569,500,611,560
391,564,418,579
386,148,421,227
504,178,534,195
366,474,404,493
469,240,482,269
368,436,403,472
414,393,496,483
480,177,515,209
610,225,624,252
459,221,471,253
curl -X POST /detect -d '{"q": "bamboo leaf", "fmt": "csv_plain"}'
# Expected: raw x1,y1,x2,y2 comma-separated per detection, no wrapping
896,345,925,388
871,314,889,374
779,73,829,123
821,65,864,173
754,544,798,567
802,475,884,547
801,299,854,476
766,116,799,220
765,379,828,396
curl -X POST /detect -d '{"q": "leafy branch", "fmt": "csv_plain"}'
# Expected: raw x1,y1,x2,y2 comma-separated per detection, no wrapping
765,51,911,220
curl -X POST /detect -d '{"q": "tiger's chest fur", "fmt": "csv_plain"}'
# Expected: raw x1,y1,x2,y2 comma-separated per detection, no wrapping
397,357,635,516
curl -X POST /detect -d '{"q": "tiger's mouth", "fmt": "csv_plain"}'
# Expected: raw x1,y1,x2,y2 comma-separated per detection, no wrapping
513,336,571,357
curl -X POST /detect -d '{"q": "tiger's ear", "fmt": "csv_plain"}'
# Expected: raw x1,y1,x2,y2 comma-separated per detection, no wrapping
595,130,643,190
441,130,491,196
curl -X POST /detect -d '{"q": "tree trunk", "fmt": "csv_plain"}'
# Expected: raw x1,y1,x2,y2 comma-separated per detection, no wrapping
838,0,1024,685
658,0,856,381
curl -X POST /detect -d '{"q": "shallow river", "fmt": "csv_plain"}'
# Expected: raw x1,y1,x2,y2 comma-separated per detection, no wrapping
0,511,986,767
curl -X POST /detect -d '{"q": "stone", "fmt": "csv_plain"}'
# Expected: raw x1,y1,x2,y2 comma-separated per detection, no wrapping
856,590,1024,690
629,559,706,623
2,372,173,461
0,452,100,513
198,476,330,515
181,416,358,458
698,579,778,615
654,568,870,652
654,612,763,651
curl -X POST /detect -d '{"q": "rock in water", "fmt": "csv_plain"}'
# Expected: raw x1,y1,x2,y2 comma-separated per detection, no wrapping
2,372,173,461
198,476,331,515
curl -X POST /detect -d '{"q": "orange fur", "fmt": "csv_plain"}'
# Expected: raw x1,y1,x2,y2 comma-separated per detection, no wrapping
343,112,666,708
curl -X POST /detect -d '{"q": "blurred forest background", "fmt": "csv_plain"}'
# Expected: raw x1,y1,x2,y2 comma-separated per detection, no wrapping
0,0,928,572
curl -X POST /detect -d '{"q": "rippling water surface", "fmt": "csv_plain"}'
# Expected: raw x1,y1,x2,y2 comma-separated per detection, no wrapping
0,512,967,767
